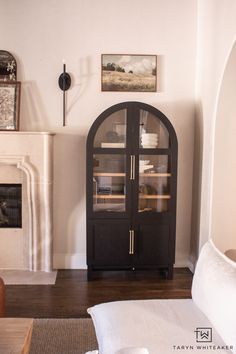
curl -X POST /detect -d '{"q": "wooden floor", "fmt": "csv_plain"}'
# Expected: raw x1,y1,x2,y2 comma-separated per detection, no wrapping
5,268,193,318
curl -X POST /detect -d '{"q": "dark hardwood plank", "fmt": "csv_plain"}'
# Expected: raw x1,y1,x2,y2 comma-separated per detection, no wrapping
5,268,192,318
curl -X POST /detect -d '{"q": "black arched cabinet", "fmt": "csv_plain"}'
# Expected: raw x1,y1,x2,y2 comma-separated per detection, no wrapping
86,102,178,279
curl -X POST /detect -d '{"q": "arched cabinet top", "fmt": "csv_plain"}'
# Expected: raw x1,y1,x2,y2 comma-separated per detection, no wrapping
87,101,177,151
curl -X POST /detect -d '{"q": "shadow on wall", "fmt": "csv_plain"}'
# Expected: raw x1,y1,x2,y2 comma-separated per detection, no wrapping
14,53,50,131
67,56,95,116
156,55,165,92
189,101,204,269
20,81,50,131
53,132,87,257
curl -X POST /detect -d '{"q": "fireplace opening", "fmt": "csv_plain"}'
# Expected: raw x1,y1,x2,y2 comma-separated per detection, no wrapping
0,184,22,228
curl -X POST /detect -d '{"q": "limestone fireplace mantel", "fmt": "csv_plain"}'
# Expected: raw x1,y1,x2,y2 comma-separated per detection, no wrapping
0,132,55,272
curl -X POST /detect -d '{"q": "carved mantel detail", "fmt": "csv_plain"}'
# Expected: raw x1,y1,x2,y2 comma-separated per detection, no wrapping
0,132,54,271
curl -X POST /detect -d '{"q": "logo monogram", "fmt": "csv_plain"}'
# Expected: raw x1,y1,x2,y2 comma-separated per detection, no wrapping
194,328,212,343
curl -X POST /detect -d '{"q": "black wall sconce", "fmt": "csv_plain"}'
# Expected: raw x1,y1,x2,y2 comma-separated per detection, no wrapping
58,62,71,126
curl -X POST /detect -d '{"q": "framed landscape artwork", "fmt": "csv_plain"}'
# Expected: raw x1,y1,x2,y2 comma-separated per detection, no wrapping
101,54,157,92
0,81,21,131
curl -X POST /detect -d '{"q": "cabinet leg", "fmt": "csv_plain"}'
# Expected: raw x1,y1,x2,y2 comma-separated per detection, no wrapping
87,267,94,281
167,265,174,280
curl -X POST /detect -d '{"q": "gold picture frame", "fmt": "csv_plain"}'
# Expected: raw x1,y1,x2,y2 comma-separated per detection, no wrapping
101,54,157,92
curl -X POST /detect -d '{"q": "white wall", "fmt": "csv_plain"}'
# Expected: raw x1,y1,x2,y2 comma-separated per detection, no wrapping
0,0,197,268
196,0,236,254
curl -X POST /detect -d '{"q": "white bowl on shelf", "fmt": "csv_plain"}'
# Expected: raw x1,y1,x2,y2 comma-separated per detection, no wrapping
141,133,158,138
141,139,158,145
141,135,158,140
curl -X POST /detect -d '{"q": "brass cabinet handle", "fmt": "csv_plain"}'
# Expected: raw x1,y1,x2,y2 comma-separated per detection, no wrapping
131,230,135,254
129,230,132,254
129,230,135,254
130,155,135,180
130,156,133,180
132,155,135,180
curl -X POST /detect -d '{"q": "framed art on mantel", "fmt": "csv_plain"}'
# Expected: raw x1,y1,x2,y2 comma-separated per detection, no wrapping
101,54,157,92
0,81,21,131
0,50,17,81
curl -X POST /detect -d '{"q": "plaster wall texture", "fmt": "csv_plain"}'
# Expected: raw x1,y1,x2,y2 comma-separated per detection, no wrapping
0,0,197,268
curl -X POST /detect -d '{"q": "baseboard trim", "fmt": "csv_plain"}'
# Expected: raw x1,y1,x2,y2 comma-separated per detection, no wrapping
174,254,195,273
186,260,195,273
53,253,195,272
53,253,87,269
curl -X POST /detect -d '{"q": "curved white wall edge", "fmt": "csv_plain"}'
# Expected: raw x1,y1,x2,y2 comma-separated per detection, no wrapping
208,35,236,246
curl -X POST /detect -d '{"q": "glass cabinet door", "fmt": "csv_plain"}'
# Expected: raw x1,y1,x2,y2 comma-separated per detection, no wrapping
93,154,126,212
139,109,169,148
93,109,127,148
138,154,171,212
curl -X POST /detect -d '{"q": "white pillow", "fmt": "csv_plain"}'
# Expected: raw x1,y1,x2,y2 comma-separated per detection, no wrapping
192,239,236,352
115,348,149,354
87,298,227,354
84,348,149,354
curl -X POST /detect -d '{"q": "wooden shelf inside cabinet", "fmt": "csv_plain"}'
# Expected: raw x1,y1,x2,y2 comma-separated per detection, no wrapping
139,173,171,177
93,148,126,154
95,195,125,199
94,172,125,177
139,195,171,199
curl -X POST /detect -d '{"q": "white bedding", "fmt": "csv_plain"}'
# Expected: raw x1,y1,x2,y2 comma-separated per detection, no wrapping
85,350,148,354
192,240,236,353
88,299,229,354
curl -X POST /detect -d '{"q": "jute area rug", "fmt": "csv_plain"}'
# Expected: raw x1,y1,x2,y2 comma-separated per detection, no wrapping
29,318,98,354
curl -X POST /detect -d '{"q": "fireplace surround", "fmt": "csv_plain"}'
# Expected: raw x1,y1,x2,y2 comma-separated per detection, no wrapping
0,132,54,271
